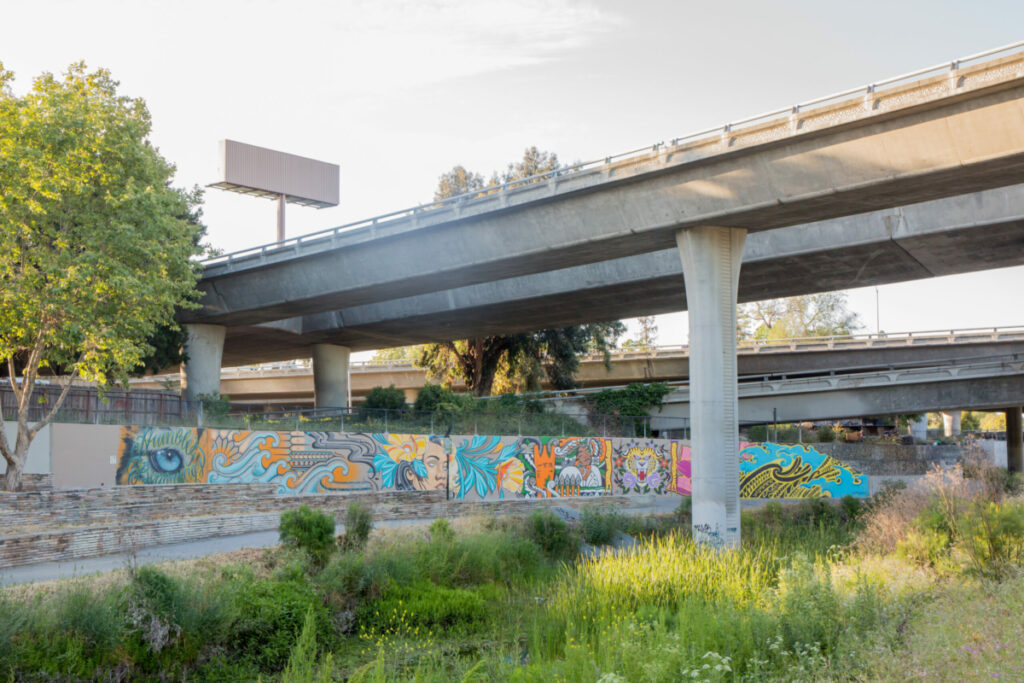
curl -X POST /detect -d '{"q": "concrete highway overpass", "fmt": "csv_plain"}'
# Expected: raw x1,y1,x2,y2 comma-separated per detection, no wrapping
215,186,1024,363
176,45,1024,545
135,327,1024,405
649,356,1024,426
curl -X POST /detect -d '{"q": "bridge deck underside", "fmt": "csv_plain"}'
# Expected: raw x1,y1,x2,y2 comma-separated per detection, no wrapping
218,218,1024,365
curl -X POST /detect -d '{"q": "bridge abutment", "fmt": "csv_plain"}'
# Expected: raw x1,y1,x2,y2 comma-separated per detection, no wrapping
676,225,746,549
312,344,351,409
1007,408,1023,474
181,324,226,402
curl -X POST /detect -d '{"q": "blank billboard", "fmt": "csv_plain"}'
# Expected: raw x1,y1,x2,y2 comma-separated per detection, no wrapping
209,140,339,208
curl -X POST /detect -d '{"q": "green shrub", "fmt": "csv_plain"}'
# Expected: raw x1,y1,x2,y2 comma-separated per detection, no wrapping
358,582,491,632
817,425,836,442
528,509,579,562
429,517,455,543
581,505,624,545
796,497,838,526
281,608,334,683
675,495,692,522
231,579,332,671
763,501,784,527
339,501,373,551
360,384,407,419
746,425,768,442
958,500,1024,580
897,527,952,568
840,495,863,522
279,506,336,568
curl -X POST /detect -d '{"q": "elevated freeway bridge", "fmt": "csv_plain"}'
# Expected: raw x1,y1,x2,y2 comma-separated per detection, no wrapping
174,43,1024,545
135,326,1024,405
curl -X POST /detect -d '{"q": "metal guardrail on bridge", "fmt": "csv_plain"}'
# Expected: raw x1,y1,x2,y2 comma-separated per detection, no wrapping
130,325,1024,383
201,41,1024,271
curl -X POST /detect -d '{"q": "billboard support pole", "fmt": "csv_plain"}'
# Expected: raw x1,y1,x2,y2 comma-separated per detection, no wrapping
277,194,286,241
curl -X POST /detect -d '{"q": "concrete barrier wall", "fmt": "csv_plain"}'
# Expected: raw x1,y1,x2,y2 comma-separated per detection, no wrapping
0,424,50,476
86,426,870,499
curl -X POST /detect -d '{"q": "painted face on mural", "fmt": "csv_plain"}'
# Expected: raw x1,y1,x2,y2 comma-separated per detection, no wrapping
414,438,448,492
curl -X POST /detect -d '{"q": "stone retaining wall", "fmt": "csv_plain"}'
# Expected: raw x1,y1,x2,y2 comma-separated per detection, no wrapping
0,482,631,569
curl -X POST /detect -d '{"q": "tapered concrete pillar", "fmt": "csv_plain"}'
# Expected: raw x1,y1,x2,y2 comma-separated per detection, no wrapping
676,225,747,549
1007,408,1023,474
181,324,226,401
942,411,962,437
312,344,351,409
909,414,928,442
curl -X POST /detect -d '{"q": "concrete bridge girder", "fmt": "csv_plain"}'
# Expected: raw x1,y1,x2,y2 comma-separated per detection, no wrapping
217,184,1024,364
652,363,1024,425
185,56,1024,330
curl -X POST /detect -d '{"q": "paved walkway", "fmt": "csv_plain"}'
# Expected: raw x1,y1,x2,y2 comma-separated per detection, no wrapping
0,518,428,587
0,496,771,587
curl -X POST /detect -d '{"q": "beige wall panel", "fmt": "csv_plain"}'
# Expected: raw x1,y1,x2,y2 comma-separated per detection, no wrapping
50,424,122,489
0,424,51,474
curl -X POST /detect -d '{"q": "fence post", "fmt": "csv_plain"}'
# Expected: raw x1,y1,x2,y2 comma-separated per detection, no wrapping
474,412,477,436
430,412,435,435
517,408,522,436
340,407,345,433
602,414,607,438
560,415,564,437
385,409,389,434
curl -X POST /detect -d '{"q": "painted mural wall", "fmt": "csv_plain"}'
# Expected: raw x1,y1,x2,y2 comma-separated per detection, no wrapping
674,442,869,498
117,428,447,495
115,428,868,498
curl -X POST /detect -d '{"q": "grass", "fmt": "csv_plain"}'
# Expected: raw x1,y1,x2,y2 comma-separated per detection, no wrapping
3,472,1023,681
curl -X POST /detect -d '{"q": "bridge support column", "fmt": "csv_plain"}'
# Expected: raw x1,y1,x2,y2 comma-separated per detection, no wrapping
181,324,226,402
942,411,961,437
312,344,351,409
1007,408,1023,474
676,225,746,549
909,414,928,442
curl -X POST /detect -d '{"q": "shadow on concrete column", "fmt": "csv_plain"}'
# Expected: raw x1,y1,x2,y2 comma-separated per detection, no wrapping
676,225,747,549
182,324,226,402
1007,407,1023,474
312,344,351,409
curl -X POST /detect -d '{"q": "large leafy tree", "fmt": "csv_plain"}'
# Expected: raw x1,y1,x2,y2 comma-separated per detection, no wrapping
0,63,203,490
402,148,624,396
737,292,861,342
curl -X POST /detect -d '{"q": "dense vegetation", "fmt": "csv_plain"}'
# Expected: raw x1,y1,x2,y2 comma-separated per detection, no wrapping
2,463,1023,680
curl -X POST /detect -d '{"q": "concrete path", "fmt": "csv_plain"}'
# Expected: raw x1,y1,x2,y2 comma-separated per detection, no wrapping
0,518,429,587
0,497,770,587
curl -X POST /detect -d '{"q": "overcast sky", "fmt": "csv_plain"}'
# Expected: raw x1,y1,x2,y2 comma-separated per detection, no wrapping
3,0,1024,357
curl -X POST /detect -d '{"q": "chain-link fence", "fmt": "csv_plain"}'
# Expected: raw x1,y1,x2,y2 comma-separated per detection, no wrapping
0,388,688,438
221,405,689,439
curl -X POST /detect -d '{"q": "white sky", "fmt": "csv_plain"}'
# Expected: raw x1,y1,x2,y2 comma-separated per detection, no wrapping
3,0,1024,359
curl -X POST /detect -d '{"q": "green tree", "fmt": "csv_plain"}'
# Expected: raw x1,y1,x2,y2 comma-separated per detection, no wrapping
0,63,202,490
737,292,861,342
414,148,624,396
622,315,658,350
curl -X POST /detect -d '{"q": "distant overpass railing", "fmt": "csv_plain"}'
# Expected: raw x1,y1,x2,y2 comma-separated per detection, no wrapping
137,325,1024,381
201,40,1024,271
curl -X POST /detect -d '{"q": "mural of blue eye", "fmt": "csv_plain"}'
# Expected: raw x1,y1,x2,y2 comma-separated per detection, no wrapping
149,447,184,473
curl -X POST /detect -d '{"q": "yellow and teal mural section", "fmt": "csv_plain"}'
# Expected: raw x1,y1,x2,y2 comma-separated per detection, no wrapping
117,428,868,498
674,441,868,498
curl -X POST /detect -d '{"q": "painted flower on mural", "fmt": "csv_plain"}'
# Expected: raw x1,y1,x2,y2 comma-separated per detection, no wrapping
208,433,241,465
379,434,428,462
497,456,525,497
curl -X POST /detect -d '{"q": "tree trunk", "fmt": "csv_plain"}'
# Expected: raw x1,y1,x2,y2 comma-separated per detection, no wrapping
3,465,23,492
